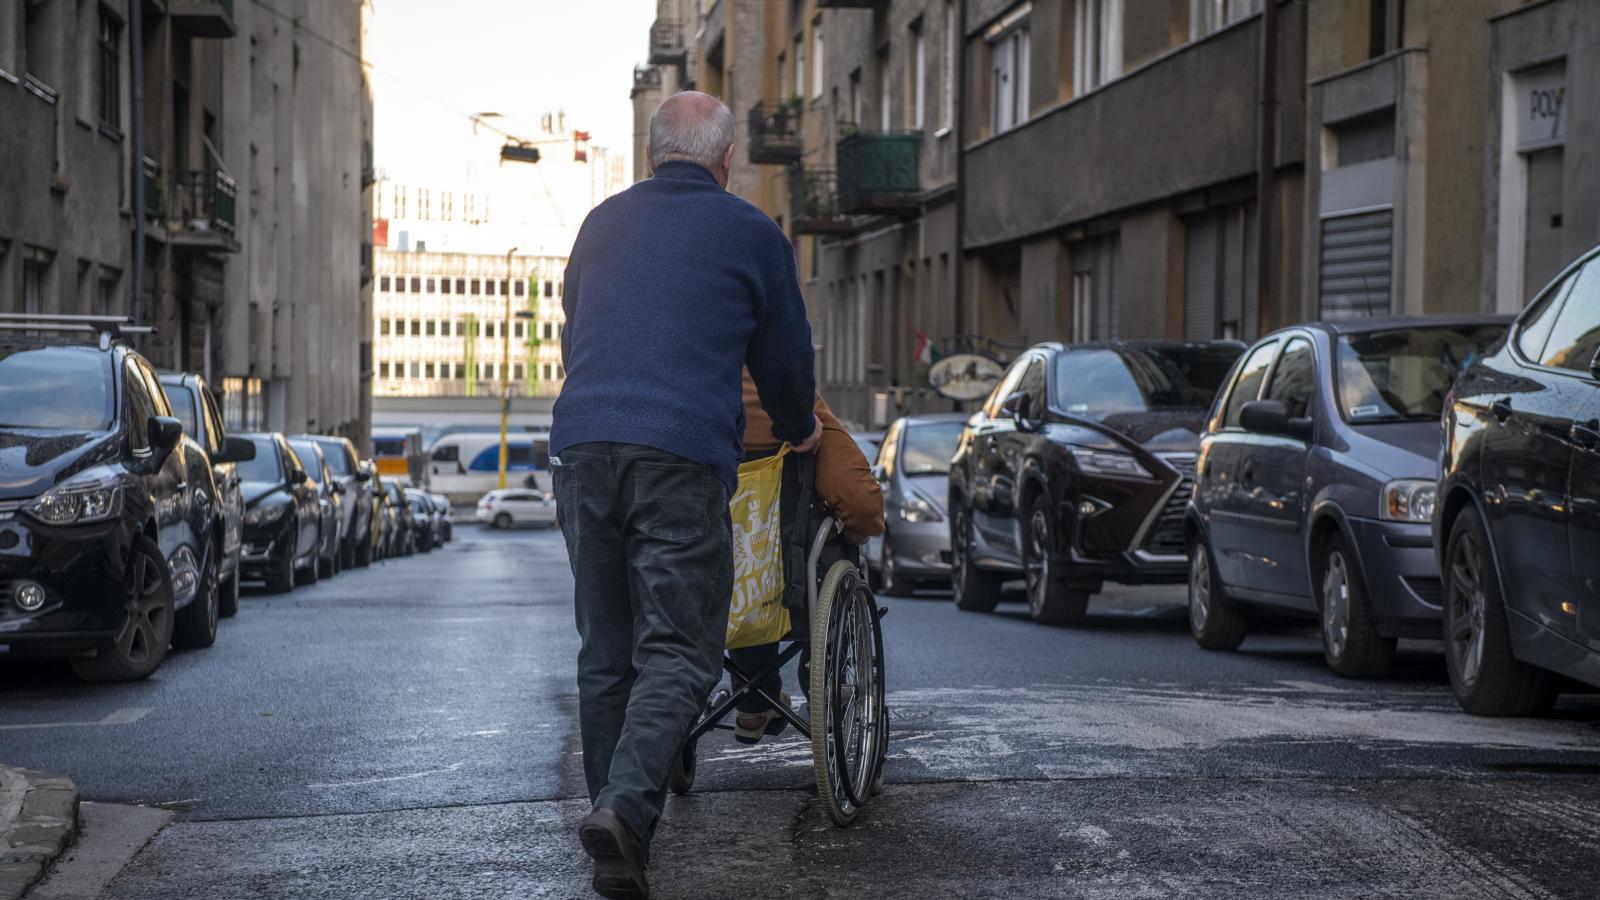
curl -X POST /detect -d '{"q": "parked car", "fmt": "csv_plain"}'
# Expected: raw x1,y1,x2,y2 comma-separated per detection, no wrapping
948,341,1244,625
406,492,439,552
866,413,969,595
237,433,323,593
1186,316,1510,677
160,371,248,618
430,493,454,542
390,480,417,555
850,431,884,462
0,325,250,681
1437,244,1600,715
476,488,558,529
297,434,374,569
369,470,398,560
288,438,344,578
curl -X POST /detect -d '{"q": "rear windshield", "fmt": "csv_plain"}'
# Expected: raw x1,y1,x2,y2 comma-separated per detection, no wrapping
1051,346,1241,421
238,437,282,483
1337,325,1506,423
899,423,965,476
0,347,113,430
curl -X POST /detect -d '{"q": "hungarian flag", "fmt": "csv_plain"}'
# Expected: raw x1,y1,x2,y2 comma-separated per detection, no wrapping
912,327,937,366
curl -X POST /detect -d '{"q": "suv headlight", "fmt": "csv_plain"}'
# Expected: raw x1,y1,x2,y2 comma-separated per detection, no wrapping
900,493,942,523
246,502,289,526
1066,446,1152,480
26,478,124,525
1381,479,1436,523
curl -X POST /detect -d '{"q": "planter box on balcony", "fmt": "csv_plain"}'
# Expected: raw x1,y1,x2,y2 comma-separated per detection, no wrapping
748,101,803,165
837,131,923,216
788,166,858,236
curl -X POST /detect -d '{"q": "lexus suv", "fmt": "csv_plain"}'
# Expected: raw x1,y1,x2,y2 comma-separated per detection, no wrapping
948,341,1243,625
0,322,251,681
1437,243,1600,716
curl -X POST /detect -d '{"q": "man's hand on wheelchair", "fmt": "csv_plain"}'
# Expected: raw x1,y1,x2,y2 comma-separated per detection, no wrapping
789,416,824,454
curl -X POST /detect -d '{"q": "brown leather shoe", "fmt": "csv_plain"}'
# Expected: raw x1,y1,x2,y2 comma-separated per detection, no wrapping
578,806,649,899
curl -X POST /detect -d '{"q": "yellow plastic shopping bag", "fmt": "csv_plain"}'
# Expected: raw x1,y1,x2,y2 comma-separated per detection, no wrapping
725,448,791,650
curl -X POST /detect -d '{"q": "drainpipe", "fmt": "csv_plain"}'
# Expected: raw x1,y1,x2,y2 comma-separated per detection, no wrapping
129,0,147,327
952,0,967,413
1254,0,1278,339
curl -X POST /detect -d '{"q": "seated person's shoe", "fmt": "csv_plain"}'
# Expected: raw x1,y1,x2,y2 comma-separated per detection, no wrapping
578,806,649,899
733,692,791,744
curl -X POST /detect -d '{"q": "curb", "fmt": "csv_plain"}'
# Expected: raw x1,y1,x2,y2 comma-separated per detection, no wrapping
0,766,79,900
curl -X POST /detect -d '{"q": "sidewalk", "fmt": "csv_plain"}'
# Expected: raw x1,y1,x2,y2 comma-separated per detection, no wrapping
0,766,78,900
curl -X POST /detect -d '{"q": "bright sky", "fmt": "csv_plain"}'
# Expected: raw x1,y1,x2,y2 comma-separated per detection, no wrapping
366,0,655,185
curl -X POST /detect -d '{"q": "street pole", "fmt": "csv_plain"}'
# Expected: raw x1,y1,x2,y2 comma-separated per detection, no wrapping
128,0,146,327
497,247,517,490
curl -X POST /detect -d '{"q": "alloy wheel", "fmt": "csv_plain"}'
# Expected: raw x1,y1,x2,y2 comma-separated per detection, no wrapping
951,509,968,590
1026,508,1051,617
1189,545,1210,634
117,551,171,664
1447,530,1488,689
1322,551,1351,659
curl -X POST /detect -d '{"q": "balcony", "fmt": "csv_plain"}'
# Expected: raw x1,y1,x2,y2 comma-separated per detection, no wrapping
170,0,237,39
788,166,856,236
836,130,923,215
169,169,238,252
142,157,162,220
649,19,686,65
632,65,662,98
748,100,803,165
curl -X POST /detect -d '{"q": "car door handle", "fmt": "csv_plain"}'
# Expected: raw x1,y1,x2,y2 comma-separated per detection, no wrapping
1491,398,1514,422
1572,419,1600,449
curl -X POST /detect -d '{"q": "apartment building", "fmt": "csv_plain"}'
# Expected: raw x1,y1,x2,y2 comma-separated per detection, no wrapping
0,0,374,444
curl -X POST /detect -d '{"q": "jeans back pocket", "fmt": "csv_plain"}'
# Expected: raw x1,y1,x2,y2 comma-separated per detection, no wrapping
632,460,710,544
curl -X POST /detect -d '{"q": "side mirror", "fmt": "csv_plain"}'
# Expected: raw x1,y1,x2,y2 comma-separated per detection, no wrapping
149,416,183,452
213,435,257,464
1001,392,1037,430
355,467,372,482
330,480,345,495
289,467,308,485
1239,400,1314,442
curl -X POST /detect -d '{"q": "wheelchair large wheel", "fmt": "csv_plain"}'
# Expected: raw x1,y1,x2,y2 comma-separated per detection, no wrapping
810,560,886,826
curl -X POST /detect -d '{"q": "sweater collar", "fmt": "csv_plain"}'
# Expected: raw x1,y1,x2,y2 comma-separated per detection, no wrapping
652,161,720,186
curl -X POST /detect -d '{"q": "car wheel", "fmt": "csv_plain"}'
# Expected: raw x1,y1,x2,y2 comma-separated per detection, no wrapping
1024,495,1089,627
341,535,357,571
878,531,910,597
70,535,176,683
174,540,221,650
1316,532,1394,678
1188,533,1246,651
1443,506,1560,716
951,504,1001,613
355,533,372,568
219,566,240,618
265,527,297,594
494,512,513,530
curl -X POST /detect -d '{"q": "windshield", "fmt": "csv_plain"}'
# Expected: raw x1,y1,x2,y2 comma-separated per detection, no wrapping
314,438,352,476
899,423,964,476
0,347,113,430
289,442,324,484
166,385,200,440
1337,325,1506,423
238,437,282,483
1051,346,1241,421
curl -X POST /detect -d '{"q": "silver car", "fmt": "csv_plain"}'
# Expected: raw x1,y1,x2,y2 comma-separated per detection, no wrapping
866,414,969,595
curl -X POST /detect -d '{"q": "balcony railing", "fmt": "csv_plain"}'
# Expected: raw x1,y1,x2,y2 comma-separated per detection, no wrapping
142,156,162,219
170,0,237,38
649,19,686,65
632,65,662,97
836,130,923,216
170,169,237,243
748,100,803,166
788,165,856,236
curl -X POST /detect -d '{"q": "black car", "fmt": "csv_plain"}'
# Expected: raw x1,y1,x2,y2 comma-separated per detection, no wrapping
1437,244,1600,715
160,371,248,618
237,433,323,593
0,320,251,681
287,438,344,579
296,434,374,569
948,341,1243,625
1187,317,1509,677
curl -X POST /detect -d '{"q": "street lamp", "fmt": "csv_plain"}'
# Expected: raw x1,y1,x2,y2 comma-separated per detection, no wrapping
496,246,517,490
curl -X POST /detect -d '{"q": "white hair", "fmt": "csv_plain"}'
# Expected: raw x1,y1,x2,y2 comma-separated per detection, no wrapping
649,97,735,170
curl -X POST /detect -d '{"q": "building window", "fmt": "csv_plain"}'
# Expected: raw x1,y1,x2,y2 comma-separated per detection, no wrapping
97,10,120,129
849,68,863,125
514,279,525,297
441,277,451,295
380,275,391,292
23,0,59,90
514,363,524,381
794,34,805,103
425,320,436,337
412,319,423,336
513,321,525,339
22,250,49,315
544,280,553,298
910,19,926,130
454,363,465,379
395,275,407,293
942,0,956,130
470,279,481,296
380,319,391,336
486,279,497,296
877,47,891,131
379,362,390,378
778,51,788,98
1368,0,1403,59
410,277,421,293
1073,0,1120,95
1189,0,1261,40
424,362,435,379
455,277,466,294
812,17,825,99
426,277,436,293
989,8,1030,134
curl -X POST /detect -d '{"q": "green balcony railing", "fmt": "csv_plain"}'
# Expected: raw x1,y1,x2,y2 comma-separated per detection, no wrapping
172,169,237,237
836,130,923,216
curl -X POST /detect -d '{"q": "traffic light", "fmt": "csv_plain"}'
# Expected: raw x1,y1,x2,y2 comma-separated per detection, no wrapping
501,143,541,164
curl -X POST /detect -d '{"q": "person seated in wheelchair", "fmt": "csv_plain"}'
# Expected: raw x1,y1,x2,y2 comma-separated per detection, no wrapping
730,369,884,743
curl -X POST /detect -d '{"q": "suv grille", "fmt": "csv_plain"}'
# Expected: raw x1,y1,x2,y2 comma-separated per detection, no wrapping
1142,454,1196,556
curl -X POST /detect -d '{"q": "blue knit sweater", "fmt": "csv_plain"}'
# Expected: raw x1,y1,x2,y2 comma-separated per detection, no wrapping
550,162,817,493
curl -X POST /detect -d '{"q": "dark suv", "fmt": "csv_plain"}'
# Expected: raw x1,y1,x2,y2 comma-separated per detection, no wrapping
1437,244,1600,716
948,341,1243,625
0,320,251,681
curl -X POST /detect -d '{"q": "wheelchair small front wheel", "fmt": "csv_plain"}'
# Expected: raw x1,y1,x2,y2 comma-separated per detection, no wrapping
668,739,697,795
810,561,886,826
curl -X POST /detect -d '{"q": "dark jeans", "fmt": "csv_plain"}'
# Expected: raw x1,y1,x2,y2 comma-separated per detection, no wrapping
552,442,732,847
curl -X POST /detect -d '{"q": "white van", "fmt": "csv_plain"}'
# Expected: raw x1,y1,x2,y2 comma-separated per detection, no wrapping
427,432,550,503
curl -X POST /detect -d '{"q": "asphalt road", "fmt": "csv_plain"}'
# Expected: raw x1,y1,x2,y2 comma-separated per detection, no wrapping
4,523,1600,898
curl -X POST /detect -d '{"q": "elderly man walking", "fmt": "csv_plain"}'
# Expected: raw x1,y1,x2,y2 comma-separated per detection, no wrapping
550,91,821,899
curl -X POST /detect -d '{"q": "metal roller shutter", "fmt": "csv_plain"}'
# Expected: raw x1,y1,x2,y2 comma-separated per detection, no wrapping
1184,214,1218,341
1318,209,1393,319
1523,147,1565,304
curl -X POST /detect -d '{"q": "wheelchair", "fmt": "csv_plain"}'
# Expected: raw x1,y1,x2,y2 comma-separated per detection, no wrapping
668,451,889,826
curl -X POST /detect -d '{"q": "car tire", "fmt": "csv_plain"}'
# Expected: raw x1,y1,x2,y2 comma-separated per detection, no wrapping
494,512,513,530
1442,505,1560,717
174,541,221,650
219,568,240,618
1024,495,1089,627
341,535,357,571
1188,532,1246,651
355,534,372,568
878,531,910,597
1316,532,1394,678
265,527,297,594
70,535,176,683
300,526,321,585
951,505,1001,613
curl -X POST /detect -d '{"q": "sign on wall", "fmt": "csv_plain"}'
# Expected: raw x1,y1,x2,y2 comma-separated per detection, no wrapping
1516,62,1567,151
928,353,1006,401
